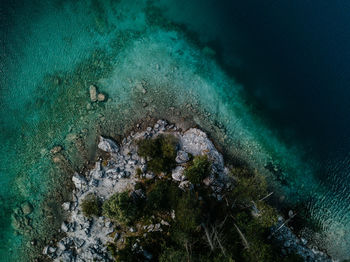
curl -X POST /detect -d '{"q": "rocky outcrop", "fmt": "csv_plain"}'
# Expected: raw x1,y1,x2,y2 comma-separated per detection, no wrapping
45,120,333,262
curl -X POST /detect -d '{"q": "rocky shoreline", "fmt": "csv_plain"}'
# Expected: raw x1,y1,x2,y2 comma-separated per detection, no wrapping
43,120,334,262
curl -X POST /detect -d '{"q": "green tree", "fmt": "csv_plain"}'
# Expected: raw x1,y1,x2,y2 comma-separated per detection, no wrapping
184,155,211,184
81,194,102,217
102,191,139,224
137,135,178,174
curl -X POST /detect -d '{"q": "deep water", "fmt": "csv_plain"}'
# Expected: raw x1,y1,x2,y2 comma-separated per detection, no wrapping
0,0,349,261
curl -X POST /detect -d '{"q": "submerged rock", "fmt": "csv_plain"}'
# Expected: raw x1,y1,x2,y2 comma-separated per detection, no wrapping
97,93,106,102
21,201,33,215
89,85,97,102
50,146,63,154
98,136,119,153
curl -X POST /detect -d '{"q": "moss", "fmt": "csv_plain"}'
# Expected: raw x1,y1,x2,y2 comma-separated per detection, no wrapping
184,155,211,184
81,194,102,218
137,135,178,174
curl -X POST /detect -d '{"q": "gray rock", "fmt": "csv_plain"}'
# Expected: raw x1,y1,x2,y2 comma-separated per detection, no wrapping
61,222,69,233
90,178,99,187
179,180,191,191
73,237,85,248
181,128,224,171
58,240,67,250
72,173,88,190
61,250,74,262
145,173,155,180
175,150,190,164
62,202,71,211
172,166,185,182
42,246,49,255
98,136,119,153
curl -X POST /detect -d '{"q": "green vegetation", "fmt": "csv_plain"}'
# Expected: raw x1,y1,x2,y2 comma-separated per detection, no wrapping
137,135,177,174
184,155,211,184
102,191,141,225
104,135,297,262
81,194,102,217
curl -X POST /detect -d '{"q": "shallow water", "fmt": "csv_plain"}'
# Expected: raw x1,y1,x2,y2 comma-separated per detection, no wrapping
1,0,349,261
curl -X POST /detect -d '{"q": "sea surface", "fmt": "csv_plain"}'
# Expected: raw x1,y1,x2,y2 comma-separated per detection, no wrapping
0,0,349,261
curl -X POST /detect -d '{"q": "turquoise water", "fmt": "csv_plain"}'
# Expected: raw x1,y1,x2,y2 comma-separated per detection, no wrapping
1,0,349,261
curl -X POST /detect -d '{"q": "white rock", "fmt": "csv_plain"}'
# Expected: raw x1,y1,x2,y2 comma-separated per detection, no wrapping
62,202,71,211
181,128,224,170
72,173,87,190
61,222,69,232
179,180,191,190
98,136,119,153
172,166,185,182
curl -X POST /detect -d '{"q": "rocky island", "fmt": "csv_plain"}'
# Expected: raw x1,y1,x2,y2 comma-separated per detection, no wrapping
42,120,333,262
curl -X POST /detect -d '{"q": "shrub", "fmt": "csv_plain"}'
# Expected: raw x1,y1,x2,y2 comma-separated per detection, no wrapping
184,155,211,184
256,201,278,228
146,180,170,211
137,135,177,174
175,191,201,233
282,253,304,262
159,247,187,262
230,171,268,203
102,191,139,224
81,194,101,217
146,180,181,212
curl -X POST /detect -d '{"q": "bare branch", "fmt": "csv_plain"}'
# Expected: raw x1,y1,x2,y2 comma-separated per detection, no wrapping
259,192,274,202
201,223,214,251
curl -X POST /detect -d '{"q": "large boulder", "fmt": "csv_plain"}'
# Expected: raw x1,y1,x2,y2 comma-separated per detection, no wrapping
98,136,119,153
181,128,224,171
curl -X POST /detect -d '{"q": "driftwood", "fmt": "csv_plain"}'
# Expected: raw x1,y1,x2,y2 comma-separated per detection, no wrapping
259,192,274,202
271,213,296,236
202,223,215,251
230,214,250,250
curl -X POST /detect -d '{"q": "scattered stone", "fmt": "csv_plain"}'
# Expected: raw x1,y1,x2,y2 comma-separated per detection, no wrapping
21,201,33,215
89,85,97,102
97,93,106,102
50,146,63,154
145,173,155,180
